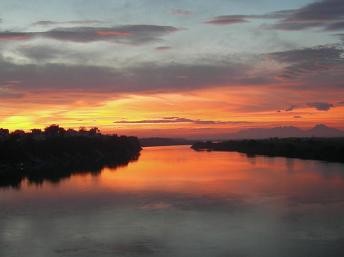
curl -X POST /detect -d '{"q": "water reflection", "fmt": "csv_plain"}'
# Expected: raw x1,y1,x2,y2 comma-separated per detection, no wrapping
0,154,140,189
1,146,344,257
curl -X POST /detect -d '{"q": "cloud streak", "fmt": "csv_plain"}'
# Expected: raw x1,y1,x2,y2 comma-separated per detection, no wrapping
205,15,249,25
155,46,172,51
279,102,336,112
32,20,105,26
113,117,250,125
205,10,294,25
0,25,179,44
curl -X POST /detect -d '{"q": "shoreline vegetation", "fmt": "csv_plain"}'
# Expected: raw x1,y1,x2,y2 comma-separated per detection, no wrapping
139,137,196,147
0,125,141,188
191,138,344,163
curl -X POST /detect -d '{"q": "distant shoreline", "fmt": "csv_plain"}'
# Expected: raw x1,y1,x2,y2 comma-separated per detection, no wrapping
139,137,196,147
191,138,344,163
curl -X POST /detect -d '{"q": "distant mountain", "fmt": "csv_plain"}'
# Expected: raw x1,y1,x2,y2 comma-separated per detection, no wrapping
308,124,344,137
138,125,343,143
226,124,344,139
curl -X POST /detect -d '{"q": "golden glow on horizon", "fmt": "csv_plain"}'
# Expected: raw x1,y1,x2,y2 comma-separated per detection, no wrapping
0,86,343,135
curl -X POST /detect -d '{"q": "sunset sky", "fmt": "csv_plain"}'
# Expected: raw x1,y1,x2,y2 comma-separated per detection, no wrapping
0,0,343,137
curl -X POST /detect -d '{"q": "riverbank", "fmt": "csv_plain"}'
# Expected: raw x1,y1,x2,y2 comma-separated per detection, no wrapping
139,137,195,147
191,138,344,163
0,125,141,187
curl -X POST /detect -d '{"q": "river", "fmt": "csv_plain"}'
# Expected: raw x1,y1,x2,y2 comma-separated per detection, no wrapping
1,145,344,257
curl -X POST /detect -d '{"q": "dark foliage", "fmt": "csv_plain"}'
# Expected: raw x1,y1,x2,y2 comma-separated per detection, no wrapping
0,125,141,188
139,137,196,147
191,138,344,163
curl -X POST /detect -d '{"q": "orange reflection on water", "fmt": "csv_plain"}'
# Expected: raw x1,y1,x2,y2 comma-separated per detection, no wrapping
14,145,344,204
3,145,344,257
94,146,344,201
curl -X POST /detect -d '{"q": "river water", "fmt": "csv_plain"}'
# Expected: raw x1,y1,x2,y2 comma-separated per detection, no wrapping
1,145,344,257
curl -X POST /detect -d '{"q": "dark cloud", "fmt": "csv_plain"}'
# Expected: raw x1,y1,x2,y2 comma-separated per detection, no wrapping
15,44,102,64
124,62,256,91
269,45,344,82
32,20,104,26
271,45,343,64
0,25,179,44
113,117,250,125
325,21,344,30
0,43,341,100
237,76,275,85
280,101,337,112
293,115,302,118
307,102,334,111
155,46,172,51
205,15,249,25
273,0,344,30
17,45,65,62
33,21,63,26
208,0,344,31
206,10,294,25
0,55,254,96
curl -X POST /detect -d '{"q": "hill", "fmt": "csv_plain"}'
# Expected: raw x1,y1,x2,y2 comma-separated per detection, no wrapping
225,124,344,139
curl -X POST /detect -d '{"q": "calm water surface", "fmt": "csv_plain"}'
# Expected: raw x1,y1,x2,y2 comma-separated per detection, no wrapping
1,145,344,257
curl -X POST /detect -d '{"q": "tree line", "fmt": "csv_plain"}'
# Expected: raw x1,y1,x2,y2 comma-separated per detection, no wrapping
191,137,344,163
0,125,142,188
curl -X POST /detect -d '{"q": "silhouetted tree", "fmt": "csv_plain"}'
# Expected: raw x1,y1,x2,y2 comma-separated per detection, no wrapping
31,128,42,134
78,127,88,136
89,127,100,136
66,128,78,136
0,124,142,188
0,128,9,137
58,126,66,136
44,124,60,136
11,130,25,138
